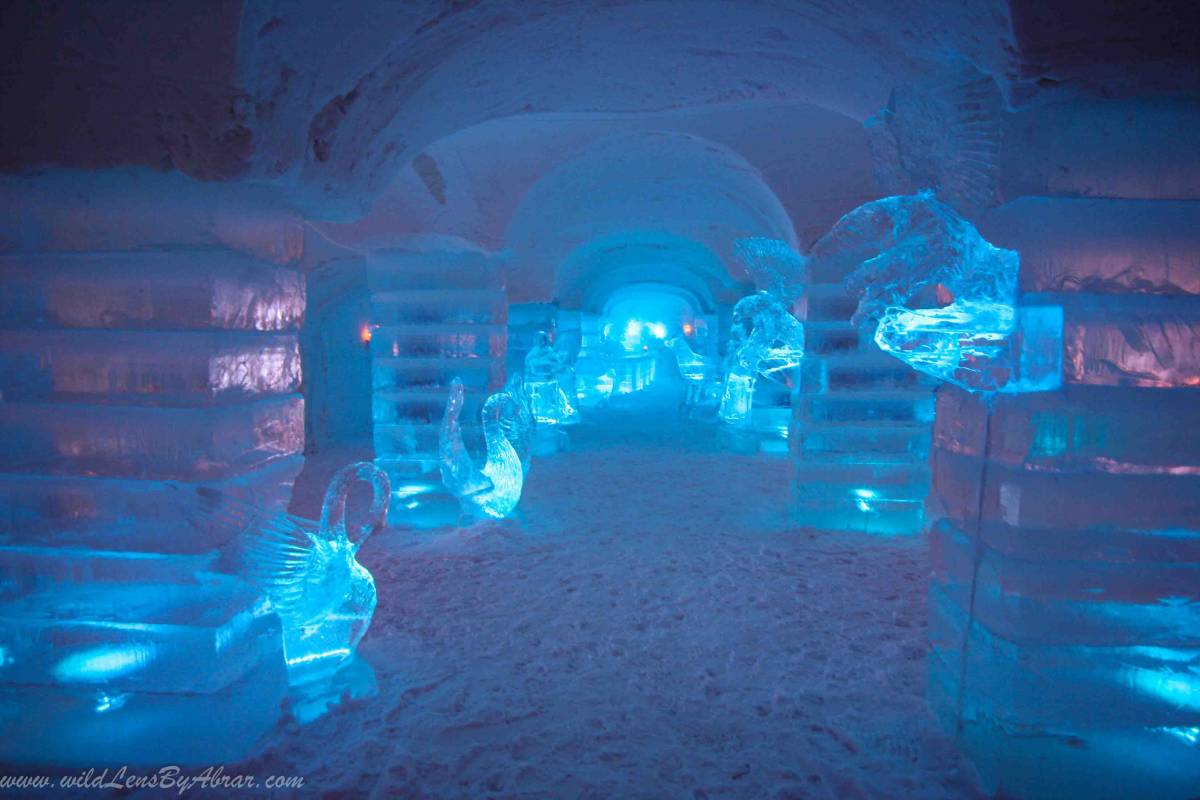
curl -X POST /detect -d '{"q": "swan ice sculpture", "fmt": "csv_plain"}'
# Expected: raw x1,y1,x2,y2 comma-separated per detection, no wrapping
200,462,390,681
439,377,525,519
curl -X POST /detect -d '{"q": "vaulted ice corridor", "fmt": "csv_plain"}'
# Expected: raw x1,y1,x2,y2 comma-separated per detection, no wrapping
2,2,1199,797
260,385,965,799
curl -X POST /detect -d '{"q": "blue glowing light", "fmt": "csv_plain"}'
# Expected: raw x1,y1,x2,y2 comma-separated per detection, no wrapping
54,645,154,684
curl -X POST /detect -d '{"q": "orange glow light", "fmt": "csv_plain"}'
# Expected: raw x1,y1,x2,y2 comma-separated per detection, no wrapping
360,323,373,345
682,323,694,335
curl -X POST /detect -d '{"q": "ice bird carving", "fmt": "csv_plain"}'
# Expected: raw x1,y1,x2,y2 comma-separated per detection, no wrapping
197,462,390,679
439,377,526,519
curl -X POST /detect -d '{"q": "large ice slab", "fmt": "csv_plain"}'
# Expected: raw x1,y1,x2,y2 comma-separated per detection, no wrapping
0,395,304,479
0,250,304,331
0,455,303,552
0,329,300,404
980,198,1200,296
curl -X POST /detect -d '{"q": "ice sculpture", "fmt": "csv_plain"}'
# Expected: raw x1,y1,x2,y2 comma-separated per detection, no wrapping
666,336,713,410
734,236,806,302
523,331,580,426
500,372,536,475
439,377,525,519
815,191,1060,394
718,292,804,425
207,462,390,681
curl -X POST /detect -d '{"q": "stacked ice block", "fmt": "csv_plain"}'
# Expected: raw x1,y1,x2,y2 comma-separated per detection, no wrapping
929,197,1200,799
791,282,936,534
367,247,507,517
0,249,305,551
0,246,304,763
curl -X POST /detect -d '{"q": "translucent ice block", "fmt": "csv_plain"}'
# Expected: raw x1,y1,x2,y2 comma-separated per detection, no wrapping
0,250,304,332
0,329,300,404
369,289,507,326
0,395,304,479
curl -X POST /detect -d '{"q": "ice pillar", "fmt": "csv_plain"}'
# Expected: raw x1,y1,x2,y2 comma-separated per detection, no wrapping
0,248,306,551
928,197,1200,800
366,244,507,516
791,281,936,535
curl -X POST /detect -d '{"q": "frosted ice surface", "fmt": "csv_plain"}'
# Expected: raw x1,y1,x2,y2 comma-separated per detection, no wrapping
813,192,1060,394
523,332,580,426
497,373,535,475
209,462,390,681
440,378,525,519
729,292,805,377
0,546,286,765
734,236,806,302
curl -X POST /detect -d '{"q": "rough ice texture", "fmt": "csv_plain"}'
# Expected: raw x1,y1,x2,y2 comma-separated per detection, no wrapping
980,198,1200,296
0,395,304,481
0,251,305,332
0,330,301,404
0,456,305,552
145,402,981,799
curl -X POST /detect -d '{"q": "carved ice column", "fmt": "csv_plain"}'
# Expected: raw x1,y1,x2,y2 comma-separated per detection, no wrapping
366,244,507,514
0,248,305,551
928,199,1200,800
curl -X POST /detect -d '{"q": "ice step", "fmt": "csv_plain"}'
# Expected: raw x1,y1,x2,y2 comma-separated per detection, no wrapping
370,289,507,326
373,388,488,426
0,395,303,480
932,447,1200,533
796,390,935,424
932,520,1200,646
0,250,304,331
369,324,506,360
0,329,300,404
934,383,1200,472
374,423,485,461
0,455,303,551
792,422,931,463
802,322,869,356
929,583,1200,729
372,357,504,393
799,353,931,393
0,569,279,695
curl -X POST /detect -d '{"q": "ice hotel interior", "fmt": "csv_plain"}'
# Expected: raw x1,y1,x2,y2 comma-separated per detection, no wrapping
0,1,1198,797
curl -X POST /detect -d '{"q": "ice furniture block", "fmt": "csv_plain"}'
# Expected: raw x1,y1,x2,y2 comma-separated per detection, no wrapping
0,547,286,766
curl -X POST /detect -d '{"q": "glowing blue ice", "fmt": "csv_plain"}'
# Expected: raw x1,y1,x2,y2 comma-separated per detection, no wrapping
815,191,1060,394
666,336,714,410
524,331,580,426
719,292,804,425
439,377,525,519
214,461,390,681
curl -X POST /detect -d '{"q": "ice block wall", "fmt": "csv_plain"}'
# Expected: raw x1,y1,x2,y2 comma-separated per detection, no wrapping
0,248,305,552
791,279,937,534
928,198,1200,799
367,245,507,500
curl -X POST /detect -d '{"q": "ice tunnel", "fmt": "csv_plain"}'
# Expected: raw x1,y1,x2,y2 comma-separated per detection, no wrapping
1,1,1198,797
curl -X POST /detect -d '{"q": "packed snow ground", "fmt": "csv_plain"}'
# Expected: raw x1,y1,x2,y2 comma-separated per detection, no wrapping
237,382,984,799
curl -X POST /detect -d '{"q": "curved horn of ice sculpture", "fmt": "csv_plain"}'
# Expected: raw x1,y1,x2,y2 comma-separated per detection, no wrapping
500,373,535,475
318,461,391,547
439,377,526,519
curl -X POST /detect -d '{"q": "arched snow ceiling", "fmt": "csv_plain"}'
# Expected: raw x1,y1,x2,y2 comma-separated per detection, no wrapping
3,0,1196,214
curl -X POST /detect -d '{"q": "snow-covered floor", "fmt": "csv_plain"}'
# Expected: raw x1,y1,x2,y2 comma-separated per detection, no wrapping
245,383,983,799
